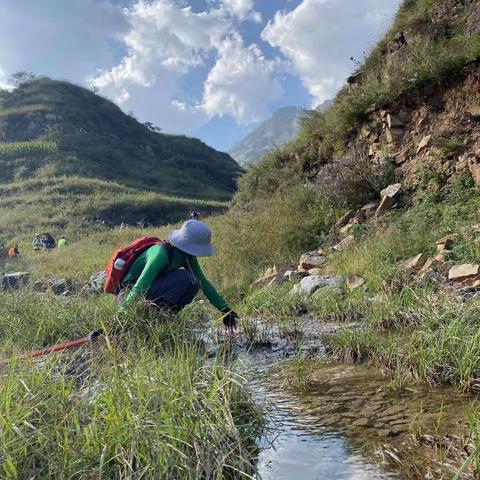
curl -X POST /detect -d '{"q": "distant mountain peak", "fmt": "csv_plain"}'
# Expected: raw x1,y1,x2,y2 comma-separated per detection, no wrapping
229,102,331,166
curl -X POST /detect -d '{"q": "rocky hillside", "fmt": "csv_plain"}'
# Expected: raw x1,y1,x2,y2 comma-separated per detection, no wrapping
0,77,242,200
235,0,480,208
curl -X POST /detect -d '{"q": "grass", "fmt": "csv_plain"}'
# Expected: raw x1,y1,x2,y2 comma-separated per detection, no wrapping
0,292,262,479
0,139,57,159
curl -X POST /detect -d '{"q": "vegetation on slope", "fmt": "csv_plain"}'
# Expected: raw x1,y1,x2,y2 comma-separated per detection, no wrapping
0,77,242,200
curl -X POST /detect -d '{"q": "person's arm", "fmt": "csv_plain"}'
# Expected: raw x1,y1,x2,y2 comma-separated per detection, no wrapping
121,245,170,310
188,256,229,312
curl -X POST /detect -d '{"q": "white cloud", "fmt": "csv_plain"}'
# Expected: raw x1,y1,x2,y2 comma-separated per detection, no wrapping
199,34,282,123
262,0,401,105
219,0,262,22
93,0,280,131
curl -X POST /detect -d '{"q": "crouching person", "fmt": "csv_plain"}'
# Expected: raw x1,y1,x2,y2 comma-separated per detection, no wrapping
111,220,238,331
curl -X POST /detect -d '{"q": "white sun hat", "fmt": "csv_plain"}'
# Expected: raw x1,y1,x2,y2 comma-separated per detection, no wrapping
169,220,215,257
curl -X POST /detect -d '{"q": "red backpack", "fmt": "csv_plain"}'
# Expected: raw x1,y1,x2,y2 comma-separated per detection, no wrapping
104,236,173,295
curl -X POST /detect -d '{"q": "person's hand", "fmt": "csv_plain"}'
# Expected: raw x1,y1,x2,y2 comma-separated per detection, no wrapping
222,310,238,332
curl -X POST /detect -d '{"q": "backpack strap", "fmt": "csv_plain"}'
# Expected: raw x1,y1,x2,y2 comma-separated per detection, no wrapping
160,241,174,265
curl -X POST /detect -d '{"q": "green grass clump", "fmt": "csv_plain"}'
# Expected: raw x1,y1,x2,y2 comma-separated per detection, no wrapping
0,292,262,478
0,139,57,159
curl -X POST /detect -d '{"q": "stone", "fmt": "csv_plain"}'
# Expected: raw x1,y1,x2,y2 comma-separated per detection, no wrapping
283,270,300,282
436,235,454,252
376,183,402,216
295,268,312,278
468,157,480,187
416,134,432,154
359,202,379,220
368,143,379,157
1,272,29,290
333,235,355,252
291,275,345,296
335,209,356,229
347,275,365,289
448,264,480,282
299,253,326,270
386,127,405,145
32,280,47,292
402,253,428,273
81,271,106,296
386,113,405,129
380,183,402,199
339,221,356,236
250,273,279,290
352,417,374,427
49,278,70,295
308,268,326,275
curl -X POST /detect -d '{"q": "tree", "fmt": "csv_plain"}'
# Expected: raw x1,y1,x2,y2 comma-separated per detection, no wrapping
8,71,36,88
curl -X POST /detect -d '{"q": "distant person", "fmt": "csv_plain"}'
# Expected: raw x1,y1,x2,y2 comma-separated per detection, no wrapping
58,236,67,249
8,244,20,258
33,234,43,252
107,220,238,331
42,232,56,250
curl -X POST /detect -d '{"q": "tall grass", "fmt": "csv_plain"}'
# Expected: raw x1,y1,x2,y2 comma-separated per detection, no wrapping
0,140,57,159
0,292,262,478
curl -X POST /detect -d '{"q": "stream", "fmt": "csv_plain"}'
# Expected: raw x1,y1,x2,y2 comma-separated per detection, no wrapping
217,318,478,480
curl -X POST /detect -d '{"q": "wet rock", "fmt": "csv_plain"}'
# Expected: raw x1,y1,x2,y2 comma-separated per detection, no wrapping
448,264,480,282
417,134,432,154
291,275,345,296
347,275,365,289
380,405,407,417
1,272,30,290
333,235,355,252
299,253,326,270
352,417,375,427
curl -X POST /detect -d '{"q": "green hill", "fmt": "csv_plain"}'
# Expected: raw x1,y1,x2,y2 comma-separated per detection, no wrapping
0,77,242,200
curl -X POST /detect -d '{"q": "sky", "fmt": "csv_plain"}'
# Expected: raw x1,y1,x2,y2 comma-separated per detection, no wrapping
0,0,402,151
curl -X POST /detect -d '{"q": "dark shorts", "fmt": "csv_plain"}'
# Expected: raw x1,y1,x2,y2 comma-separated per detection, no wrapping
119,268,200,313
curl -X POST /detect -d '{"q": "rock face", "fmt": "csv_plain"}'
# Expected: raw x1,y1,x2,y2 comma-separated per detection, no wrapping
448,264,480,282
1,272,30,290
291,275,344,296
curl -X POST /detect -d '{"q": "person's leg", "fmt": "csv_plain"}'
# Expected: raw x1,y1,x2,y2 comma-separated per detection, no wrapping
146,269,199,311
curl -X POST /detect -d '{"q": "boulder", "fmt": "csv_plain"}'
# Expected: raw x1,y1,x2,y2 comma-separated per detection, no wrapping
448,264,480,283
401,253,428,273
347,275,365,289
1,272,29,290
333,235,355,252
299,253,326,270
335,209,356,229
291,275,345,296
416,134,432,154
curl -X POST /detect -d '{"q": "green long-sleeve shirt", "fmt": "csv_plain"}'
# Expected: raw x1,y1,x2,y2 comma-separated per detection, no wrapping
120,244,229,312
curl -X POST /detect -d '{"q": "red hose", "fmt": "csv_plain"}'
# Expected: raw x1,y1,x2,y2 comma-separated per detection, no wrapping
0,330,103,366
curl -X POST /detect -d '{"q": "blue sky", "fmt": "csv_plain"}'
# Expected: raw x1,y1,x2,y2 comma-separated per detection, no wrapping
0,0,401,151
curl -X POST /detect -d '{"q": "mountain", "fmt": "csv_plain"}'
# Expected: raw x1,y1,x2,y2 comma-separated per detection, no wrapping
229,101,332,166
0,77,242,200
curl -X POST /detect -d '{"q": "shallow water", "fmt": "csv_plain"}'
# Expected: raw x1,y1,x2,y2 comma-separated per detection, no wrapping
237,346,474,480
